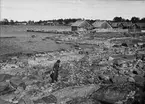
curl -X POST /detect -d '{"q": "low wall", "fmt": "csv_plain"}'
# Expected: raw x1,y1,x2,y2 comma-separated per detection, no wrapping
94,28,128,32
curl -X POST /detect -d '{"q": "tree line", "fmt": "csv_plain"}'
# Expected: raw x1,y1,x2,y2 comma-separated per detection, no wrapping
0,17,145,25
113,17,145,23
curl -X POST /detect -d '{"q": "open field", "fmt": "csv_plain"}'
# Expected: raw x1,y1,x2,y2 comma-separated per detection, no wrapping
0,25,71,56
0,25,145,104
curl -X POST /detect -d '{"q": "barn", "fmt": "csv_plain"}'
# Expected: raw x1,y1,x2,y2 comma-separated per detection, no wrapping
136,23,145,31
121,22,133,29
129,24,141,33
110,22,124,29
92,20,113,29
71,20,93,31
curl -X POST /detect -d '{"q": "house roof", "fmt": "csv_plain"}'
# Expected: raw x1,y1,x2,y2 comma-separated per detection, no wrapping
92,20,113,28
71,20,88,26
121,22,133,27
92,20,106,28
136,23,145,28
71,20,92,28
109,22,133,28
110,22,119,28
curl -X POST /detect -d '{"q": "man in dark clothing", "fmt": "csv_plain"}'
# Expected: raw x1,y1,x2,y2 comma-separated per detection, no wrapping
50,60,61,83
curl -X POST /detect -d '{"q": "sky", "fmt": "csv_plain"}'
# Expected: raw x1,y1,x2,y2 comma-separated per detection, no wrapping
0,0,145,21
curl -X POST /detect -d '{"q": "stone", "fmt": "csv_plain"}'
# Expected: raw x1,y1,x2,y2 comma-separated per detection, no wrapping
0,82,9,91
53,84,100,103
66,97,95,104
0,98,14,104
128,77,135,83
34,94,57,104
41,94,57,104
0,82,14,95
0,74,13,82
90,83,137,104
18,97,34,104
10,77,26,89
112,76,128,84
133,75,145,87
108,56,114,61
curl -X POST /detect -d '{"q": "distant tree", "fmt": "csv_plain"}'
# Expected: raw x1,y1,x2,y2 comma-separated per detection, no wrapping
140,18,145,23
113,17,125,22
86,19,95,24
57,19,63,25
15,21,18,23
10,20,15,25
63,18,79,25
125,19,130,22
37,20,43,25
28,20,34,25
131,17,140,23
2,18,9,25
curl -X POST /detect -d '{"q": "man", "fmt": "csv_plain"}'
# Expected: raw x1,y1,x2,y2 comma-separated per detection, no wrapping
50,60,61,83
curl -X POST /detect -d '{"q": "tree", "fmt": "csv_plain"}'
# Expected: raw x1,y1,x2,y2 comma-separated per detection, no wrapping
57,19,63,25
113,17,125,22
140,18,145,23
2,18,9,25
10,20,14,25
131,17,140,23
125,19,130,22
28,20,34,25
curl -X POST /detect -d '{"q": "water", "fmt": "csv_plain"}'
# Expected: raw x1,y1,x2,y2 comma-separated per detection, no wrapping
0,25,71,56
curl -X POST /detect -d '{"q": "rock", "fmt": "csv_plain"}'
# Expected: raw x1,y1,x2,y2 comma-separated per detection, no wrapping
33,94,57,104
66,97,95,104
0,74,13,82
53,84,100,103
0,82,9,92
121,43,128,47
42,94,57,104
112,76,128,84
90,83,137,104
18,97,34,104
128,77,135,83
132,70,138,75
134,75,145,87
0,82,14,95
0,98,14,104
108,56,114,61
10,77,26,89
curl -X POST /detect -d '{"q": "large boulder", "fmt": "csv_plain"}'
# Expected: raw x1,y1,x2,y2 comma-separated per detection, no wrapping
66,97,97,104
0,82,9,91
133,75,145,87
52,84,100,103
0,98,14,104
10,77,26,89
41,94,57,104
90,83,137,104
18,97,34,104
0,74,13,82
112,75,128,84
0,82,14,95
33,94,57,104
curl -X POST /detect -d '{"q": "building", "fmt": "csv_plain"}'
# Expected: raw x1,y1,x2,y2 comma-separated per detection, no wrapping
121,22,133,29
45,21,54,25
129,23,141,33
15,22,27,25
71,20,93,31
92,20,113,29
136,23,145,30
110,22,124,29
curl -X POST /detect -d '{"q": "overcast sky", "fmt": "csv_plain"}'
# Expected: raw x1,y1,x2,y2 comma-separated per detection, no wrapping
1,0,145,21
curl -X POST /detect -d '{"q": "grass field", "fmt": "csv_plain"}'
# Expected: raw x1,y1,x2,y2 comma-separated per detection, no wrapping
0,25,71,56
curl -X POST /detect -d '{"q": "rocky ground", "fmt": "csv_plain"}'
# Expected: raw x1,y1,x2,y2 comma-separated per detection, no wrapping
0,32,145,104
